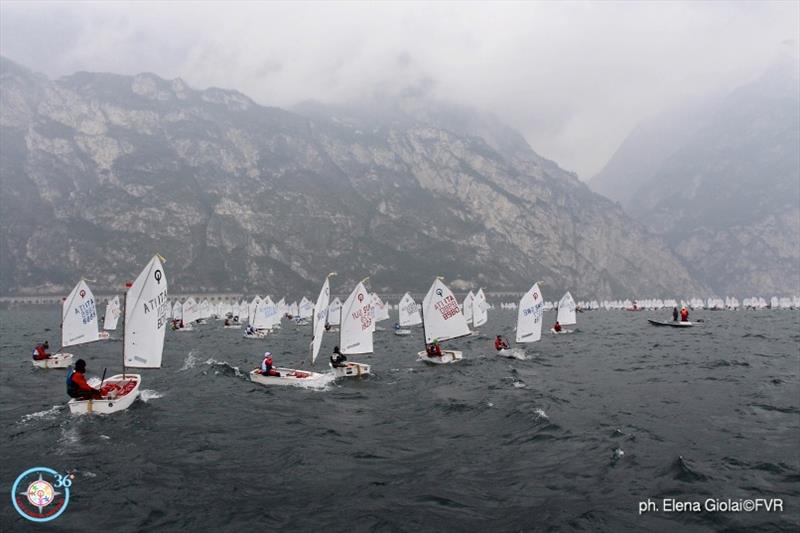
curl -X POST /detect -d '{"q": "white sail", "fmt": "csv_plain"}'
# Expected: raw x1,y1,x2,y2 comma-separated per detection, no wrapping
557,291,577,325
263,296,279,328
339,281,373,355
422,278,470,344
172,301,183,321
125,255,168,368
251,299,272,330
61,280,100,347
473,288,488,327
462,291,475,323
289,301,299,317
200,299,211,318
516,283,544,343
371,293,390,322
311,275,333,363
398,292,422,327
183,297,199,323
327,297,342,326
299,297,314,319
248,296,261,324
103,295,121,331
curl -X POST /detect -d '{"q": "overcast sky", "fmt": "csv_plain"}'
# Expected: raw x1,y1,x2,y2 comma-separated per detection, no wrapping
1,1,797,178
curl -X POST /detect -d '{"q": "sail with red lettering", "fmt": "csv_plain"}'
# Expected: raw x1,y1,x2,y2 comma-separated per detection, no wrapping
422,278,470,344
339,281,373,355
125,255,168,368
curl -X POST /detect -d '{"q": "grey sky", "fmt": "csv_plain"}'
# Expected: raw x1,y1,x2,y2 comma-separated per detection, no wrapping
1,1,797,178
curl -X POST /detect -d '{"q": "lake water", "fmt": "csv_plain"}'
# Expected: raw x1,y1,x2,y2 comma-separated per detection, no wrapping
1,308,798,532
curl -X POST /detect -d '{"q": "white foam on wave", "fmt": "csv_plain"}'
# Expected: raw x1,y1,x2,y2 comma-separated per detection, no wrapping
204,358,244,377
19,404,63,424
533,408,549,421
179,350,199,371
139,390,164,402
513,381,527,389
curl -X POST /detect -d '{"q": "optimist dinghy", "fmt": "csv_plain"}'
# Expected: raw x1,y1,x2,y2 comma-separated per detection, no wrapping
35,280,102,369
331,278,373,377
497,282,544,358
68,255,168,415
395,292,421,336
417,278,470,364
248,368,327,387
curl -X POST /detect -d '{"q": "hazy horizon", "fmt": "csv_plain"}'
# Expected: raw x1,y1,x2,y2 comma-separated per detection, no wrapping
2,1,797,178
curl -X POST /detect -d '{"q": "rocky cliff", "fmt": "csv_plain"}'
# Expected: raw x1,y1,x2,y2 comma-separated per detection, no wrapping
0,57,704,298
591,61,800,295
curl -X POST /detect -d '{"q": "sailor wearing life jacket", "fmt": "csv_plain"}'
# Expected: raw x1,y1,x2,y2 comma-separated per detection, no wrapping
494,335,509,351
66,359,102,400
32,341,51,360
260,352,280,377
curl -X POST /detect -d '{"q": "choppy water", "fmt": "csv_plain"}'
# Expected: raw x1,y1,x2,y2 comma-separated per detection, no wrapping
1,308,798,532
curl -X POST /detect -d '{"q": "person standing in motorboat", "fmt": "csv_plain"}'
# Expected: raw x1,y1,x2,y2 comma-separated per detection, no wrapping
66,359,103,400
680,307,689,322
32,341,51,361
672,307,679,322
259,352,280,377
494,335,509,351
330,346,348,368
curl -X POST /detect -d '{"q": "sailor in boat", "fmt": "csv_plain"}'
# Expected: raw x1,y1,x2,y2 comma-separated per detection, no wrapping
394,323,402,333
324,323,332,332
258,352,281,377
330,346,348,368
553,321,562,333
672,307,679,321
66,359,102,400
32,341,51,361
680,307,689,322
224,318,231,327
245,324,255,336
494,335,510,351
426,339,443,358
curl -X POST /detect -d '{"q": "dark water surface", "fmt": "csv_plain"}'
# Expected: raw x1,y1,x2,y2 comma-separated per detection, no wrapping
1,309,798,532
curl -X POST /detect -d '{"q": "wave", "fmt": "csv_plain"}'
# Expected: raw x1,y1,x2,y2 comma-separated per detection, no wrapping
139,390,164,402
179,350,199,371
19,404,63,424
205,358,245,378
663,455,710,483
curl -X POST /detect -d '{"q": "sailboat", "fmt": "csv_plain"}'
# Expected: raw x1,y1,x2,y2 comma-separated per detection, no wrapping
462,290,475,324
244,297,273,338
498,283,544,357
68,254,168,415
249,275,333,387
100,295,120,339
326,297,342,332
472,288,488,330
334,279,373,376
552,291,577,333
417,278,471,364
371,293,390,330
395,292,421,335
35,280,101,369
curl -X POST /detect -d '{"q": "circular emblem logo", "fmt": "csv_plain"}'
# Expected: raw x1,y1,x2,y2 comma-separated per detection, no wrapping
79,289,86,298
357,293,364,302
435,289,443,297
11,467,72,522
154,269,162,284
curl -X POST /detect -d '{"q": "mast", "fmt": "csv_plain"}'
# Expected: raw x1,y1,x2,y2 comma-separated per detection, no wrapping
122,280,131,379
420,305,428,352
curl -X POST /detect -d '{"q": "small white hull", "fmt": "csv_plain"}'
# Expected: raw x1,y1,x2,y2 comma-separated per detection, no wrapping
648,319,693,327
550,328,573,334
98,331,111,340
249,368,327,387
393,329,412,336
68,374,141,415
330,362,371,377
496,348,514,358
223,325,242,329
32,352,73,369
417,350,463,364
173,324,194,332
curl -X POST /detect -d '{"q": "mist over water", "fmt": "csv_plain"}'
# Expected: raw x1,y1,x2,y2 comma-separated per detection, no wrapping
2,308,797,531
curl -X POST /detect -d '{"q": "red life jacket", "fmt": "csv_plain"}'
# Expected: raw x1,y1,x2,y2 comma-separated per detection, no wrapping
494,338,504,351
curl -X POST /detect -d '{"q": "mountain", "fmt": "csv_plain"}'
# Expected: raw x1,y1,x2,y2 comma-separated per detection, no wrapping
0,56,703,298
591,61,800,295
